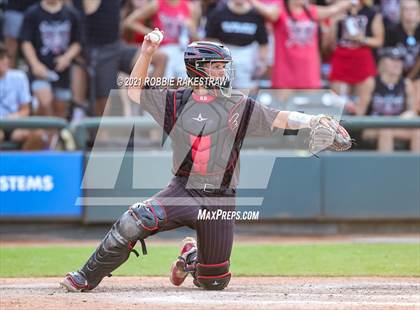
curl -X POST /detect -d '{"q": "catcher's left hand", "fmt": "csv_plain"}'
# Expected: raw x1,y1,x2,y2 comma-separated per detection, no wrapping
309,115,352,153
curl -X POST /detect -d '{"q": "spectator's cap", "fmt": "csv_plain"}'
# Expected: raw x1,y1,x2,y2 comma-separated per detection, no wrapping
378,47,404,61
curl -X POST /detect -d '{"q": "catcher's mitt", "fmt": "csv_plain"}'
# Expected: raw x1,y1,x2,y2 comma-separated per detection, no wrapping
309,115,352,153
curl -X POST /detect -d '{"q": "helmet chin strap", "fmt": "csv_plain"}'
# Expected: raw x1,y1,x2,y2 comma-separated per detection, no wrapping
194,86,231,98
209,80,232,98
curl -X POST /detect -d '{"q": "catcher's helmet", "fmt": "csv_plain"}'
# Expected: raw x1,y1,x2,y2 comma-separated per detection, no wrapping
184,41,234,96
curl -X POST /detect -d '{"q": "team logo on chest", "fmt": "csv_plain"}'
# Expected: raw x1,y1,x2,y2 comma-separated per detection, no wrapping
229,112,240,130
192,113,208,122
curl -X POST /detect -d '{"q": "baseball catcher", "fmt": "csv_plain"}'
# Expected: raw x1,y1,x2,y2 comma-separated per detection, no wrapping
60,29,351,292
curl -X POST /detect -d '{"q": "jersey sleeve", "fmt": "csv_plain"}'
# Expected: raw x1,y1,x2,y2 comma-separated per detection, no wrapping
140,87,169,126
246,99,279,137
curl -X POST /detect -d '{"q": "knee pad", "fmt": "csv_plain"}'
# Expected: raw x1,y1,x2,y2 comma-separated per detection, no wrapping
195,261,231,290
123,199,167,241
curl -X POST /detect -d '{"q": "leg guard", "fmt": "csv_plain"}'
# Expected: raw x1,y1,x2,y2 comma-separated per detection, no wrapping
79,199,166,289
195,261,231,290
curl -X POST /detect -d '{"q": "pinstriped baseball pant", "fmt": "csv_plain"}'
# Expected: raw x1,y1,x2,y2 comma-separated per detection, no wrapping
149,176,236,264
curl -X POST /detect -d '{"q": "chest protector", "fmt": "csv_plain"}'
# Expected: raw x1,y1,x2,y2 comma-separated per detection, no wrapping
163,88,254,188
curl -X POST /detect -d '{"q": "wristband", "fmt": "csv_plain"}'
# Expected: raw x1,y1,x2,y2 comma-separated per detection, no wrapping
287,112,314,129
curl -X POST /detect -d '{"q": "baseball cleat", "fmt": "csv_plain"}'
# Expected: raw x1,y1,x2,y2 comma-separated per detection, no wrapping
170,237,197,286
60,271,91,292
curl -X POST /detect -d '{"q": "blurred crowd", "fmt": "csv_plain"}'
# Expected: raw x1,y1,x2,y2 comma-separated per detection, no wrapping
0,0,419,151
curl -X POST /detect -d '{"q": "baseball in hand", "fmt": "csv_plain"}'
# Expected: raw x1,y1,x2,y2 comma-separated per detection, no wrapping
148,30,163,44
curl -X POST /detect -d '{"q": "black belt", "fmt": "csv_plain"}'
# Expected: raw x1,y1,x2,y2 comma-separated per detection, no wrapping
202,183,236,196
176,176,236,196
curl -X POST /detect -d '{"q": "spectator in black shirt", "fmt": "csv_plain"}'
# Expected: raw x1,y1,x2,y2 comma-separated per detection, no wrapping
71,0,140,116
380,0,400,32
385,0,419,80
3,0,40,67
385,0,419,108
202,0,225,19
206,0,268,92
357,47,419,152
20,0,81,118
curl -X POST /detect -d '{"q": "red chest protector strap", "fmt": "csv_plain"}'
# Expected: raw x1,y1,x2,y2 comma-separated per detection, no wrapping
220,97,254,188
162,88,193,145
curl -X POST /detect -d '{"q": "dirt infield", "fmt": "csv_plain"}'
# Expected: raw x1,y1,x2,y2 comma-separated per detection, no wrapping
1,234,419,309
1,276,419,310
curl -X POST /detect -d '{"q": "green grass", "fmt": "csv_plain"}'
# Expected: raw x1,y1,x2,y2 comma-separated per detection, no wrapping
0,243,419,277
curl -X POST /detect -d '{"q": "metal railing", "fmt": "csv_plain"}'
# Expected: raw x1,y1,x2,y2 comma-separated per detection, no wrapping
0,116,68,130
71,116,420,150
341,116,420,129
1,116,420,150
71,116,157,149
0,117,70,150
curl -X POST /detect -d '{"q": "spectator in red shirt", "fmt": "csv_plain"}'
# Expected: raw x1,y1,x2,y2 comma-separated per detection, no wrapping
250,0,353,92
328,0,384,114
121,0,167,78
123,0,199,79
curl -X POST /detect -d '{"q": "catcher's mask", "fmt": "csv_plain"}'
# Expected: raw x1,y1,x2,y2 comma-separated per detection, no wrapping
184,41,234,97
